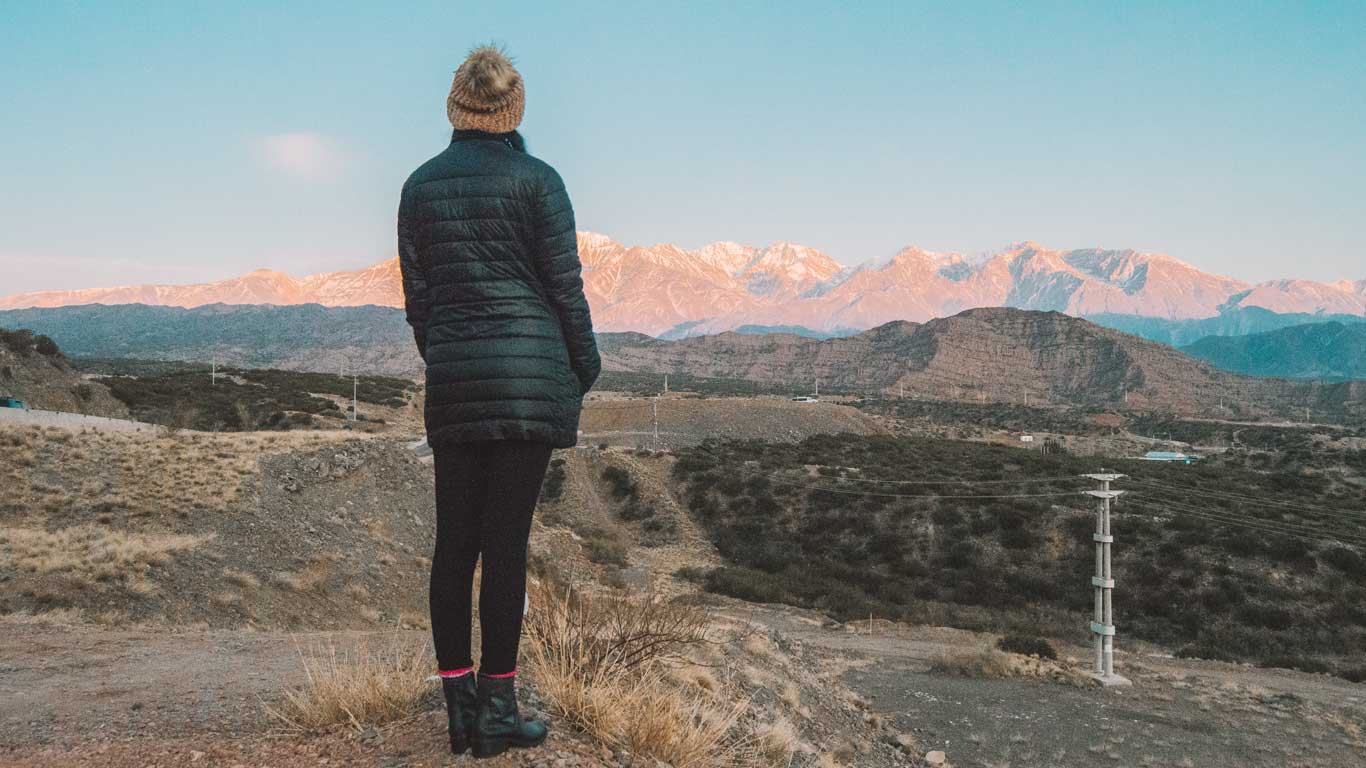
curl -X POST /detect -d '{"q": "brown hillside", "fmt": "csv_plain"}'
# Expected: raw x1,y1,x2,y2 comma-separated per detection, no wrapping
0,329,126,416
600,307,1366,420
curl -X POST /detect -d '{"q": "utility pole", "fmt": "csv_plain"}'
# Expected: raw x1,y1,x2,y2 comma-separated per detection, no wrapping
663,374,668,394
211,355,219,386
814,378,819,399
652,395,659,449
1082,472,1130,686
352,373,359,422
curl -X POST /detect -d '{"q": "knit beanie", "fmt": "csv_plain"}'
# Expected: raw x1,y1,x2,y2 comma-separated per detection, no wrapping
446,46,525,133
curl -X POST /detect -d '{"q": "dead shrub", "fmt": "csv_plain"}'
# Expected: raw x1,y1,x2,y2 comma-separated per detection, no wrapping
930,645,1092,688
266,637,433,731
524,579,767,766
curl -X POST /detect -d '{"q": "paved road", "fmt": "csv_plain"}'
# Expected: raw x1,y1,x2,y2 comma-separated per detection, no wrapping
0,408,161,433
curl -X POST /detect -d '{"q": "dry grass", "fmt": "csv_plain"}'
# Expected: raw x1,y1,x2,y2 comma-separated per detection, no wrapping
754,715,801,766
0,525,205,590
223,568,260,589
0,425,354,523
266,636,433,731
930,645,1093,688
523,578,774,767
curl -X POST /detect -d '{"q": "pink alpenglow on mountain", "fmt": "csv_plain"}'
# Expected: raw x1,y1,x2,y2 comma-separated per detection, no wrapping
1,234,1362,334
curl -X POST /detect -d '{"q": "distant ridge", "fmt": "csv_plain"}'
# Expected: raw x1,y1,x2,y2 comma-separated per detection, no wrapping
2,233,1362,335
1181,322,1366,381
4,304,1361,423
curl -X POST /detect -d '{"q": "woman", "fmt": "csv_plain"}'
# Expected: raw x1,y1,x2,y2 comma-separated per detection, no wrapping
397,45,599,758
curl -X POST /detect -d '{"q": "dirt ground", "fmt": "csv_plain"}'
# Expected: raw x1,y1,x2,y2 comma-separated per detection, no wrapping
745,606,1366,768
4,605,1364,768
578,396,887,449
0,621,645,767
5,425,1365,768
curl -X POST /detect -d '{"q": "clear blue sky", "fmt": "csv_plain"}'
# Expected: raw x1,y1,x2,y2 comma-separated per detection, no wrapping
2,1,1363,294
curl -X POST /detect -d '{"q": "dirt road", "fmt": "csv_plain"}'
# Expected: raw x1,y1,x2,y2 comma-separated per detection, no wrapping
738,605,1366,768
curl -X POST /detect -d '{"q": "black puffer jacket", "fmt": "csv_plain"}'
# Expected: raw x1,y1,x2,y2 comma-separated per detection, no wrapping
397,130,599,449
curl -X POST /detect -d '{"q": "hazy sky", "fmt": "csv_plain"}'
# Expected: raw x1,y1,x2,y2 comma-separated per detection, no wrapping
2,1,1363,294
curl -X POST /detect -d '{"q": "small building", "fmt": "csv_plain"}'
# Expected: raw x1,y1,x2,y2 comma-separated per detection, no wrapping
791,396,818,403
1019,434,1035,443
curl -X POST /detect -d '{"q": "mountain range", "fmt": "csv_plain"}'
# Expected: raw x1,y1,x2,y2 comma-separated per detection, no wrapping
3,234,1362,336
3,304,1362,424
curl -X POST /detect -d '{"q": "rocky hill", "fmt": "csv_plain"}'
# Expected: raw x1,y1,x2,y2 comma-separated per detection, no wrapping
0,304,424,376
1181,322,1366,380
0,328,126,415
3,233,1362,336
601,308,1366,421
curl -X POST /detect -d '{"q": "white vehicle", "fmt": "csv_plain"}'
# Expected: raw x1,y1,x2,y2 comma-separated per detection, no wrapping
790,396,818,403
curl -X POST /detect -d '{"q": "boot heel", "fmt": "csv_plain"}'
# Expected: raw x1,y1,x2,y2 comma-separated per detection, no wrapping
472,737,510,759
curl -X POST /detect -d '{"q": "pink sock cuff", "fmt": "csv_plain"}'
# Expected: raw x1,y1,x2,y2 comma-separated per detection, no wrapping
438,667,474,678
480,668,517,679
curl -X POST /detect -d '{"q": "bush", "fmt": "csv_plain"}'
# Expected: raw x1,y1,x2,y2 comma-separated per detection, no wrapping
704,567,787,604
34,335,60,356
1321,547,1366,578
540,457,567,502
996,634,1058,660
1258,655,1332,675
266,638,433,730
1338,667,1366,684
522,580,764,766
601,465,639,501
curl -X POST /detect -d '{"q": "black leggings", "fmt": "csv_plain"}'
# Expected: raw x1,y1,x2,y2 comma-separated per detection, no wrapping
430,440,552,675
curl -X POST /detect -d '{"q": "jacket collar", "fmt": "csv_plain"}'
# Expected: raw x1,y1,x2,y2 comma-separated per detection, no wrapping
451,129,524,152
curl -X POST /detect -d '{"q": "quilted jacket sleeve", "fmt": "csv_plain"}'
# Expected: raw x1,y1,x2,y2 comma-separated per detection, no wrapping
532,170,600,394
396,186,430,362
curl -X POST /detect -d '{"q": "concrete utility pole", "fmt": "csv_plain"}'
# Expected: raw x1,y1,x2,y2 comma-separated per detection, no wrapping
814,378,819,398
663,374,668,394
211,355,219,386
1082,472,1130,686
651,395,659,449
352,374,359,422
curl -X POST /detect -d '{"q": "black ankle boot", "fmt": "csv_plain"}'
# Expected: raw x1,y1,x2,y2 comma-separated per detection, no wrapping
441,674,478,754
471,674,548,758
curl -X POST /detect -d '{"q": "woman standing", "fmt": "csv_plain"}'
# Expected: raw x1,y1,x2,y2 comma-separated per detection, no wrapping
397,46,599,758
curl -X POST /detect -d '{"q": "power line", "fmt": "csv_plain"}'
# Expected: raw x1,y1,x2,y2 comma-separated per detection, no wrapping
794,473,1086,486
1128,478,1362,514
1153,499,1366,540
1124,499,1366,547
1132,499,1355,540
729,472,1088,500
1126,479,1366,521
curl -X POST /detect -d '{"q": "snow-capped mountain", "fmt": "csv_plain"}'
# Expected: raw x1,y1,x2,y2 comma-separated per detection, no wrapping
2,233,1362,336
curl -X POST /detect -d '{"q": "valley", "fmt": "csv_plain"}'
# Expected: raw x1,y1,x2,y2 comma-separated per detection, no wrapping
2,317,1365,767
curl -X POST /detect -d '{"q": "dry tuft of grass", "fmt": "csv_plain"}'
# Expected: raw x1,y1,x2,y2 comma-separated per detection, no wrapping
223,568,260,590
524,579,771,767
755,715,800,766
266,637,433,731
0,525,204,591
930,645,1093,688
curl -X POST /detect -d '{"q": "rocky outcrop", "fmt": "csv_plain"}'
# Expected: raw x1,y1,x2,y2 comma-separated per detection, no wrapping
0,329,126,416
